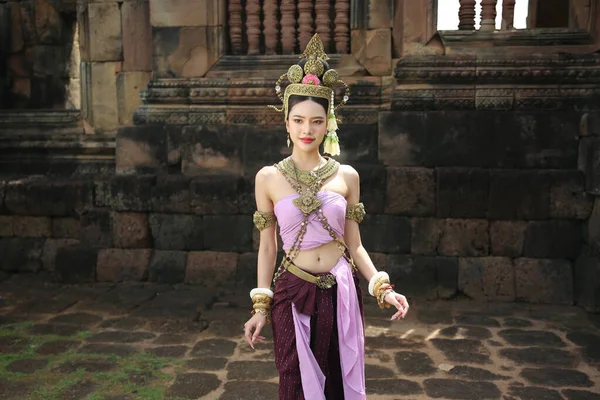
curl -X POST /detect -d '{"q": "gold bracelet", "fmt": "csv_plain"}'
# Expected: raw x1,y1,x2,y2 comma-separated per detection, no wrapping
251,307,271,325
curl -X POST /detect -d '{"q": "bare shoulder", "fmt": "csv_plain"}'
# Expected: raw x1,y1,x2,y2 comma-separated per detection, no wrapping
255,165,278,185
338,163,359,183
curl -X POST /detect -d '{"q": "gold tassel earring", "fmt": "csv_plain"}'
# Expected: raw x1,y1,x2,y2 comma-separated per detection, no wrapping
287,135,291,148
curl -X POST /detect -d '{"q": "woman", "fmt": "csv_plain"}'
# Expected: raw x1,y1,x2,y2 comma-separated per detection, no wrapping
243,34,409,399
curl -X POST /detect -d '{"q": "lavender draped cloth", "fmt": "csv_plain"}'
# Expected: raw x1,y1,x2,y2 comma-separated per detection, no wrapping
289,257,366,399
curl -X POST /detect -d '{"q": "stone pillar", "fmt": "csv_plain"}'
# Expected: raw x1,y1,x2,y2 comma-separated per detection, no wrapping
502,0,515,30
150,0,225,78
353,0,393,75
392,0,438,57
480,0,497,31
570,0,592,30
245,0,261,55
458,0,476,30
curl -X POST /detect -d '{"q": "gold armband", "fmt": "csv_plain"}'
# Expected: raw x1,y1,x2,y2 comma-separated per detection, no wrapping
253,211,276,231
345,203,366,223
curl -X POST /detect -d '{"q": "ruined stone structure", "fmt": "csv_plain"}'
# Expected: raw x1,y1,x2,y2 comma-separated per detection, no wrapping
0,0,599,313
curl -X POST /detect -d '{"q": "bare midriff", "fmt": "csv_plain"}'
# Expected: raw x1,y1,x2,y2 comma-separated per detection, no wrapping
287,240,345,274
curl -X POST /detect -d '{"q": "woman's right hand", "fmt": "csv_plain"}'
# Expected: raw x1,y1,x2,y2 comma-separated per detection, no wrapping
243,313,267,349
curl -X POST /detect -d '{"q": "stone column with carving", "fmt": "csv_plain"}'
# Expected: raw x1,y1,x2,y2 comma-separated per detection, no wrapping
280,0,296,54
246,0,261,55
263,0,278,55
458,0,476,30
228,0,243,54
502,0,516,30
334,0,350,53
480,0,498,31
315,0,332,51
298,0,314,51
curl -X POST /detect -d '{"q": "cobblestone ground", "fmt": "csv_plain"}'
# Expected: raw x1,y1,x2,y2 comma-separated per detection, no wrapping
0,275,599,400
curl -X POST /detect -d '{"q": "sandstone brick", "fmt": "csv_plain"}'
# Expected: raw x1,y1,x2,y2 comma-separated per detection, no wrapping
116,72,151,126
586,199,600,252
235,252,258,290
150,0,225,27
4,179,92,216
148,250,187,284
35,0,62,44
367,0,392,29
88,62,119,132
515,258,573,305
203,216,252,252
97,249,152,282
95,175,156,211
190,175,239,214
361,215,411,253
185,251,238,286
80,209,113,249
436,257,459,299
378,112,427,167
411,218,443,255
41,238,79,271
87,2,121,61
179,125,243,176
437,168,489,218
0,216,14,237
387,255,437,300
385,167,435,216
149,214,203,251
116,125,168,174
438,219,489,257
352,29,392,76
574,255,600,313
549,171,593,219
55,246,97,283
0,238,44,272
458,257,515,302
122,1,152,71
12,216,51,237
51,217,80,239
488,170,551,220
112,212,150,248
151,175,191,213
490,221,527,257
355,165,387,214
523,220,582,259
153,26,223,78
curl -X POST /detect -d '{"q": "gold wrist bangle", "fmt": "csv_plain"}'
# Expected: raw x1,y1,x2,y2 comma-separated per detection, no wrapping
251,308,271,325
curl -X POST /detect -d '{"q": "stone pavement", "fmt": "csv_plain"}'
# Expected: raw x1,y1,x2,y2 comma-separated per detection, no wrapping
0,274,599,400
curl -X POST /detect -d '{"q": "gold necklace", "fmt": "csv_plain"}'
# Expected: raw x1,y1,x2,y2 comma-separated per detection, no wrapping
277,156,338,187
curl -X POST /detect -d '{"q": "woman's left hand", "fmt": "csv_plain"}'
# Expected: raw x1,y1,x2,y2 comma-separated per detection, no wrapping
384,291,409,321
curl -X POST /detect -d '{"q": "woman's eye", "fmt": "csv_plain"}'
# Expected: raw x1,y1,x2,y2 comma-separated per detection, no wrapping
294,119,302,124
314,120,323,124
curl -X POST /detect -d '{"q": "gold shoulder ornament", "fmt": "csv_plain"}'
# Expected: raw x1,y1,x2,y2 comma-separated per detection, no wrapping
346,203,366,223
253,211,276,231
268,33,350,157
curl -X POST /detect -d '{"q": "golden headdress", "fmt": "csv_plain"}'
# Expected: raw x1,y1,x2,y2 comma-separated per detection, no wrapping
268,34,350,156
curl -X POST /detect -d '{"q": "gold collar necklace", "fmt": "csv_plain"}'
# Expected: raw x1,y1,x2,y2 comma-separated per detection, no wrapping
278,156,339,187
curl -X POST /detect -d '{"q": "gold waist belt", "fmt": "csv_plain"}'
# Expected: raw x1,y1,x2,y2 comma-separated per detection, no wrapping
282,258,337,290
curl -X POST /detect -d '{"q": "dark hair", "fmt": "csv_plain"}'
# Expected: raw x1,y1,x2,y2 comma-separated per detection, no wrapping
287,95,328,118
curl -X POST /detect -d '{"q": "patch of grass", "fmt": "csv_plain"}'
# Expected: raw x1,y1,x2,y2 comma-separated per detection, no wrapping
28,368,87,400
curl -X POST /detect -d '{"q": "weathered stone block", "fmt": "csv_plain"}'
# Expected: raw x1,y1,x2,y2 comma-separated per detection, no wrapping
586,199,600,252
95,175,156,211
148,250,187,284
367,0,392,29
574,255,600,312
203,216,252,252
550,170,593,219
55,245,97,283
361,215,411,253
488,170,550,220
190,175,239,214
437,168,489,218
35,0,62,44
411,218,442,255
51,217,80,239
490,221,527,257
149,213,203,251
584,137,600,195
354,165,386,214
387,255,437,300
334,124,379,164
385,167,434,216
86,62,119,132
0,216,13,237
352,29,392,76
186,251,238,286
88,3,122,61
4,179,92,216
112,212,150,248
235,252,258,290
580,112,600,136
438,219,489,257
10,2,24,52
150,0,225,27
153,26,222,78
80,208,113,249
97,249,152,282
41,238,79,271
151,175,191,213
180,125,243,176
116,125,168,175
515,258,573,305
12,216,51,237
523,220,582,259
117,72,151,126
0,238,43,272
30,45,66,77
122,1,152,71
237,175,256,215
458,257,515,302
436,257,459,299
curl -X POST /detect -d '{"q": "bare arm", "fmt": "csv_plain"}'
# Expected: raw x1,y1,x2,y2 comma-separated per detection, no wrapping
342,166,379,282
255,167,278,289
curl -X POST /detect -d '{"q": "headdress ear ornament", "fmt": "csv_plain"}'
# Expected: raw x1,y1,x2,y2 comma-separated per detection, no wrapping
267,33,350,157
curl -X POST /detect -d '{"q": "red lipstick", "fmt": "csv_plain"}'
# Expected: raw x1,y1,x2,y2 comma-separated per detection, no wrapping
300,138,315,144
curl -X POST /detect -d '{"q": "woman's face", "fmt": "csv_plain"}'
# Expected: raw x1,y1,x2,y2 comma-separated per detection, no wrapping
286,99,327,153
